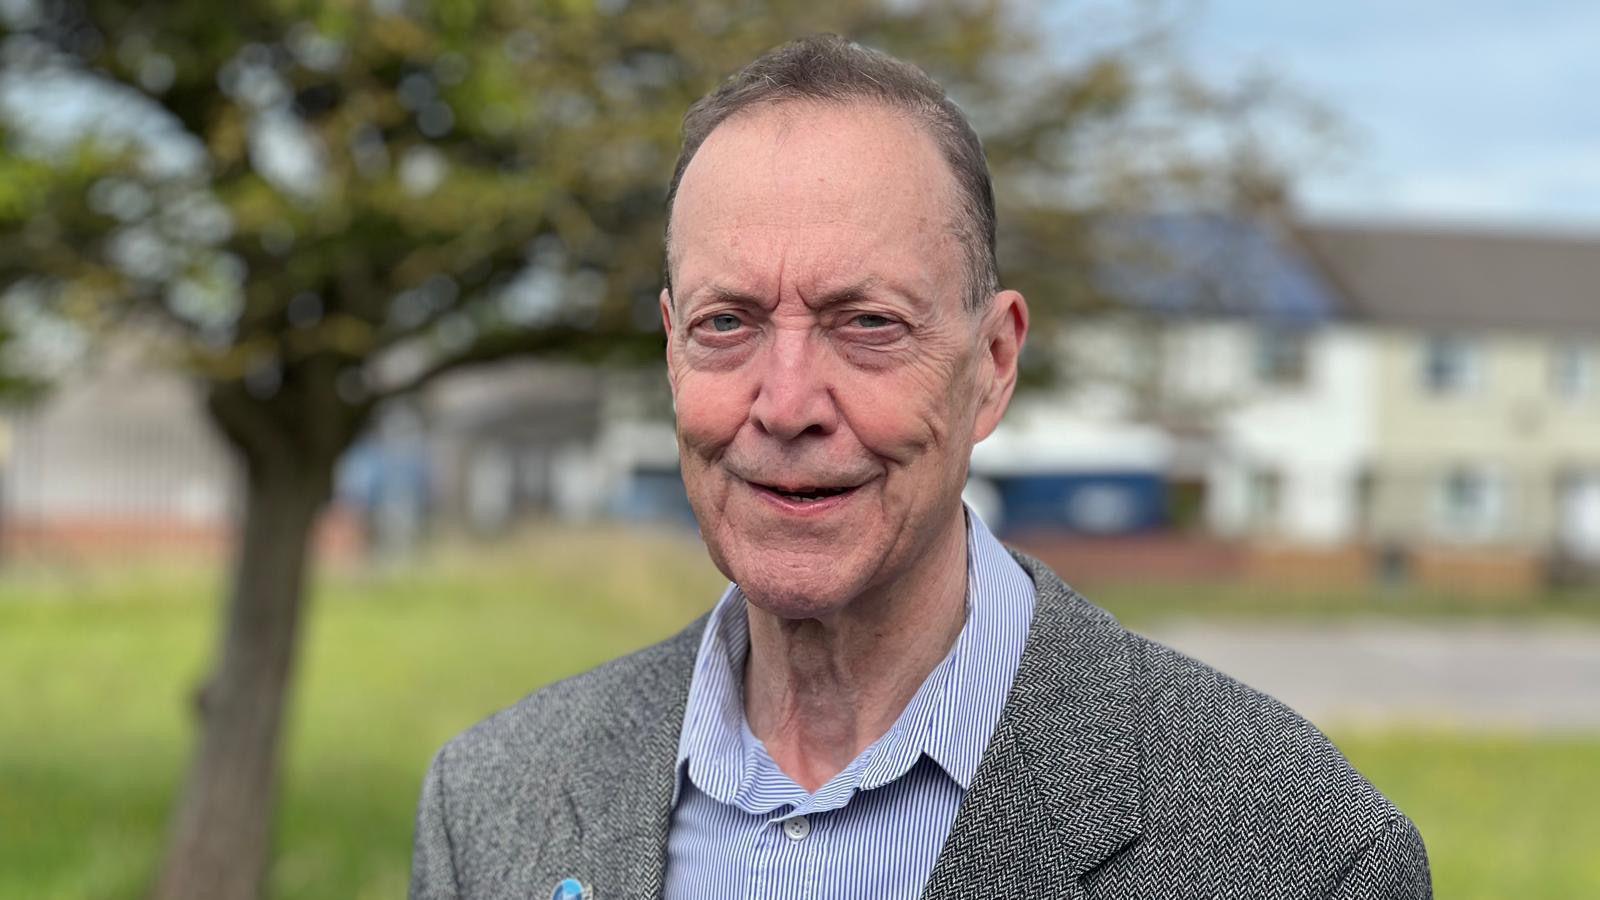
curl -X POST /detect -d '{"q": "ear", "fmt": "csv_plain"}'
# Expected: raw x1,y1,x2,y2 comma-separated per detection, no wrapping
656,285,675,387
660,287,684,408
972,289,1028,443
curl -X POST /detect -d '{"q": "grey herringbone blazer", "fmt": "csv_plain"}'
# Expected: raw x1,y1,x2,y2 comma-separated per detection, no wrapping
411,552,1431,899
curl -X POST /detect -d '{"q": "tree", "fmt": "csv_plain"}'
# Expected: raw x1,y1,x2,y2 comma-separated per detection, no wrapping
0,1,1313,897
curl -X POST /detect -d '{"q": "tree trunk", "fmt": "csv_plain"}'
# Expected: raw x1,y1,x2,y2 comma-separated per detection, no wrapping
152,459,329,900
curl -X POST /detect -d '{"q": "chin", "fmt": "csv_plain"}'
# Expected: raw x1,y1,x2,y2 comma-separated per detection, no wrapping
740,580,854,621
714,542,872,621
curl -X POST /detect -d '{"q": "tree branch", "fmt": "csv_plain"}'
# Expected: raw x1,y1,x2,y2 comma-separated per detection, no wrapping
371,323,658,404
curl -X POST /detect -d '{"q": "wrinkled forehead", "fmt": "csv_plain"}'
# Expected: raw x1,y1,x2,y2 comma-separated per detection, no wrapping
667,101,967,305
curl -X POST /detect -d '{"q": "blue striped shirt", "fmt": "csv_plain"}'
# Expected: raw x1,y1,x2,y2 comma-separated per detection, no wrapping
664,509,1037,899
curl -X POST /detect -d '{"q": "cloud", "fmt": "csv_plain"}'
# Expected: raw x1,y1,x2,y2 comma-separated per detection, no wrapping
1302,142,1600,226
1188,1,1600,226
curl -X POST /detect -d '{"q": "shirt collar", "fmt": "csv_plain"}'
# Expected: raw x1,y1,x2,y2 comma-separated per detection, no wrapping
673,505,1036,804
913,508,1036,789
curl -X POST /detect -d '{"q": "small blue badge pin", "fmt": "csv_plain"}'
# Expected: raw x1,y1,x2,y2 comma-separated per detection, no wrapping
551,877,591,900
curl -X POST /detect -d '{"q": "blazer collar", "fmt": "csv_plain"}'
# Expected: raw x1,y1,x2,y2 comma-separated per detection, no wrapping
920,551,1144,899
564,549,1144,899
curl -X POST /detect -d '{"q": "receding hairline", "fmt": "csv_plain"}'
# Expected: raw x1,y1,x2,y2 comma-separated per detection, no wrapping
661,34,1000,312
663,97,973,292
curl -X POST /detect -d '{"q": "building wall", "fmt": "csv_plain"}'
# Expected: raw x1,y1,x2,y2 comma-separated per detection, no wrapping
971,333,1177,536
1030,318,1375,545
0,351,368,563
1165,322,1375,546
1368,328,1600,553
1209,321,1376,544
2,358,237,531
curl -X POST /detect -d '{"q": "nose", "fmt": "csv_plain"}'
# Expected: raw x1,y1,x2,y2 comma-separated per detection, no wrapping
749,328,839,441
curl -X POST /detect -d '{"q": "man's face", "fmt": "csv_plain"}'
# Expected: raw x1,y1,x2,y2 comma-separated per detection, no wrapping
663,101,1025,618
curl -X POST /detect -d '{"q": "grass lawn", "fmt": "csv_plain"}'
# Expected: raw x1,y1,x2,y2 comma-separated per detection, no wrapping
2,525,1596,899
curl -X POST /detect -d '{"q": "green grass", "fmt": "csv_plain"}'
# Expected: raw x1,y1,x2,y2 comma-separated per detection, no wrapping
1,525,1596,899
1336,731,1600,898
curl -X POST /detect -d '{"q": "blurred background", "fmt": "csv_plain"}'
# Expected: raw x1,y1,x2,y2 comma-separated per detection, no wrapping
1,1,1597,898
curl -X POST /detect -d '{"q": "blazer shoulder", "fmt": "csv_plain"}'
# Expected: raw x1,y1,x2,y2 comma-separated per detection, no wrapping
412,616,707,897
1010,549,1390,822
432,615,706,794
1130,630,1403,837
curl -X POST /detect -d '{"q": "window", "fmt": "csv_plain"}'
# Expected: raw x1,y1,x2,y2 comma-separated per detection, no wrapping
1066,483,1139,534
1432,467,1504,542
1246,468,1282,529
1255,327,1309,387
1551,342,1596,401
1557,470,1600,562
1353,468,1377,537
1421,336,1481,395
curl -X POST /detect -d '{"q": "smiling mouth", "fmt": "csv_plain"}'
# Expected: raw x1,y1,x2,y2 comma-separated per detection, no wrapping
751,482,859,503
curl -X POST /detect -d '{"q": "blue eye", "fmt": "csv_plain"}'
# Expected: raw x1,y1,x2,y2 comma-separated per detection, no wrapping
854,314,893,328
709,314,742,332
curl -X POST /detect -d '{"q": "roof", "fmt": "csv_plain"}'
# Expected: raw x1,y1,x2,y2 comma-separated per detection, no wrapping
1295,221,1600,335
1095,213,1345,326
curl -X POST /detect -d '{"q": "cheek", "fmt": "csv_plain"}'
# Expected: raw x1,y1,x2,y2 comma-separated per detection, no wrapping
837,368,953,462
837,337,980,474
674,371,748,456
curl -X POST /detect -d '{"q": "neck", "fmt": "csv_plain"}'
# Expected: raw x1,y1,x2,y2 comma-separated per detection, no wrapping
742,509,970,792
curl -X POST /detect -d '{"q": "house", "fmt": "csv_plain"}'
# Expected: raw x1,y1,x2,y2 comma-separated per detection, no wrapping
0,342,356,564
1299,222,1600,587
410,362,688,530
986,215,1600,590
0,345,242,561
976,217,1364,536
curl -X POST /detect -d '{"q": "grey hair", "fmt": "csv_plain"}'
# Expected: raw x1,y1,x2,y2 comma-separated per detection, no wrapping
663,33,1000,312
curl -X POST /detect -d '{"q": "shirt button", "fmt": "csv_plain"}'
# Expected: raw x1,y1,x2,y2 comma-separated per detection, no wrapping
781,815,811,841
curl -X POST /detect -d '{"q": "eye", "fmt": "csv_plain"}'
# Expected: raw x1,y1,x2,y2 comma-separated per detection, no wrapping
852,314,895,328
708,313,742,332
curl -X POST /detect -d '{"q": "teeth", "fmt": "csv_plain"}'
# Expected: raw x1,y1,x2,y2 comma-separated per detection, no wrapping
774,485,849,501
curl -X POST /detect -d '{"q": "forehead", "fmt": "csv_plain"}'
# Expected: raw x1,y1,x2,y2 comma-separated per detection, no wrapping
669,101,964,305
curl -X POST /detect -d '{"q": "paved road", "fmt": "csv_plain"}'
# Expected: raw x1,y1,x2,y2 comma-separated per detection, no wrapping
1138,620,1600,732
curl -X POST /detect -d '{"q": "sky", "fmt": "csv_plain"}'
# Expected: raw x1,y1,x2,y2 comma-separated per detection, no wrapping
6,1,1598,234
1180,0,1600,230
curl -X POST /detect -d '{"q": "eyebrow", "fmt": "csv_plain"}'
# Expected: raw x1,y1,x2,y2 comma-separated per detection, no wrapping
685,275,921,311
813,276,934,315
808,276,885,309
699,284,765,307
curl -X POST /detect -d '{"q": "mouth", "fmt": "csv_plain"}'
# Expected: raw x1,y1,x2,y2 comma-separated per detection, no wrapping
749,481,862,505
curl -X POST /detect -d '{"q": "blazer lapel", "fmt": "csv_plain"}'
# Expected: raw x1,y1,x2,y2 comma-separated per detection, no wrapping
922,553,1144,899
554,618,704,899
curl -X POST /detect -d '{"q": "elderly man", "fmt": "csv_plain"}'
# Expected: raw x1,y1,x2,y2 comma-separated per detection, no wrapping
411,35,1431,900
